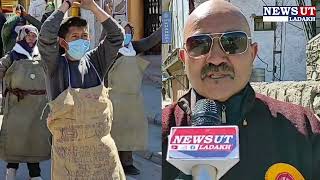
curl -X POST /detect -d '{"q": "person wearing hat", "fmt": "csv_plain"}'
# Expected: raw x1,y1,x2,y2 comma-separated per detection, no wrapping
0,4,44,115
1,4,44,54
0,25,51,180
100,13,161,174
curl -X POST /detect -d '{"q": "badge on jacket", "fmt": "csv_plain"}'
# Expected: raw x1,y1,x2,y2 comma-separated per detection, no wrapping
30,73,36,80
265,163,305,180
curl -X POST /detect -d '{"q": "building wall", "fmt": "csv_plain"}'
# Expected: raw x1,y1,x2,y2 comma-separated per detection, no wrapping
306,33,320,81
162,0,190,102
162,0,189,61
128,0,144,40
167,60,188,102
162,0,171,61
171,0,189,50
193,0,309,81
316,1,320,34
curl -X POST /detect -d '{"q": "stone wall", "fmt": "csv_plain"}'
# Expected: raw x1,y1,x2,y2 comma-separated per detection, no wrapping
251,81,320,116
306,34,320,81
316,2,320,35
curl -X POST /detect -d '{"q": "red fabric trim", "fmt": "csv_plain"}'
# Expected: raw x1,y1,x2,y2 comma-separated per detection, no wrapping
256,93,320,135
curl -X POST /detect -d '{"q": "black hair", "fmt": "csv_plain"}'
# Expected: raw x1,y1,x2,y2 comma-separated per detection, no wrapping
124,24,134,36
58,16,88,38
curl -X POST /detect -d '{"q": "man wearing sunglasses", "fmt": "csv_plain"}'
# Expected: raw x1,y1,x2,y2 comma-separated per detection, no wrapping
162,0,320,180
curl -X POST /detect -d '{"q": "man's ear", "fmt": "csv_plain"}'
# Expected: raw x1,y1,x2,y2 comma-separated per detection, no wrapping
250,42,258,63
179,49,186,63
58,38,69,51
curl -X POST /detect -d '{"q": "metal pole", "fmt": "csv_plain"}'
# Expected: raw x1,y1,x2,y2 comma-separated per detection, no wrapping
272,1,278,81
192,165,217,180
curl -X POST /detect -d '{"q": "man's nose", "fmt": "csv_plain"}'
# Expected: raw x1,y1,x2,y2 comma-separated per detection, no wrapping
205,39,228,65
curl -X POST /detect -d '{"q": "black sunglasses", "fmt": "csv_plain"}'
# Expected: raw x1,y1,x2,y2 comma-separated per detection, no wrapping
184,31,252,58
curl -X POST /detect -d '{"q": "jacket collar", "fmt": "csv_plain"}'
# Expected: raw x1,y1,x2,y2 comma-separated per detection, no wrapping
12,43,39,60
177,83,256,125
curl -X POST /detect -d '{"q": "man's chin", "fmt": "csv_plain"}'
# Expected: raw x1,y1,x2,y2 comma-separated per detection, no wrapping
199,80,233,100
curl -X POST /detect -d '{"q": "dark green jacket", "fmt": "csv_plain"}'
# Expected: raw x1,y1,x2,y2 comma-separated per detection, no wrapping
1,16,20,54
162,84,320,180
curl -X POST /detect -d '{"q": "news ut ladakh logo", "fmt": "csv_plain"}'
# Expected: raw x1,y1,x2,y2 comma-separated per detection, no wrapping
263,6,316,22
170,134,234,151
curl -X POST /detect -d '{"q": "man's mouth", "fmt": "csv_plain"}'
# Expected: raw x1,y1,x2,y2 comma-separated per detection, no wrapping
201,72,231,80
200,63,235,80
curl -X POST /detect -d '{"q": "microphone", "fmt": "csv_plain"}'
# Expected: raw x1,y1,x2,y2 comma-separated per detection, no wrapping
166,99,239,180
191,99,223,180
191,99,221,126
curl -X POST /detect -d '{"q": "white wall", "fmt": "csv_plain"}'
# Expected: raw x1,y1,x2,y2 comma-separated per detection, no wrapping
230,0,309,81
252,31,274,81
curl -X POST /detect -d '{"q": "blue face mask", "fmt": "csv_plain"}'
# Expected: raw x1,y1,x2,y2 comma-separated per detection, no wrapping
67,39,90,60
124,34,132,45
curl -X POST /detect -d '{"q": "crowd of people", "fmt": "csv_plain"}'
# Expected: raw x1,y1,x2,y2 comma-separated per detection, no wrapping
162,0,320,179
0,0,160,179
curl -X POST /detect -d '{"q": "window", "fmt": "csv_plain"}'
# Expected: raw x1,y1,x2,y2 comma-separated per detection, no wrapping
254,16,276,31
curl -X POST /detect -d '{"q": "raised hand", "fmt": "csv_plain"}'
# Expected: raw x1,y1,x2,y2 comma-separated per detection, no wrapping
15,4,23,16
80,0,97,10
19,4,27,17
59,0,77,13
104,3,113,15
